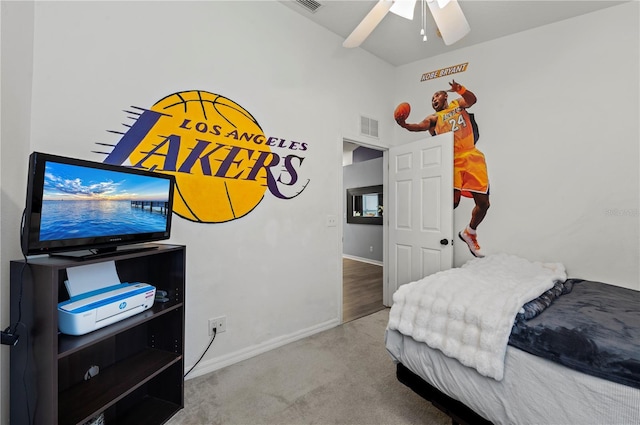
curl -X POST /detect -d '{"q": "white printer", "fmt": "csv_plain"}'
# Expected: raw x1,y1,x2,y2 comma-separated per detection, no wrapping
58,282,156,336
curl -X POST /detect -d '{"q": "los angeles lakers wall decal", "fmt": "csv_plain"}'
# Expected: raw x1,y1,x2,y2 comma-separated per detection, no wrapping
99,90,310,223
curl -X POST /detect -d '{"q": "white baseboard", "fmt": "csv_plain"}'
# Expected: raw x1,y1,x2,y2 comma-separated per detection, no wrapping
342,254,383,267
185,317,341,380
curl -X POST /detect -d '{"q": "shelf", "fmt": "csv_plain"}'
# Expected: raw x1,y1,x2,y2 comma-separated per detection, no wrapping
58,300,182,357
117,396,182,425
10,244,185,425
58,348,181,425
18,243,184,267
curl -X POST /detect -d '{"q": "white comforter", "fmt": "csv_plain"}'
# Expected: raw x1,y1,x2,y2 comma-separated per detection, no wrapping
387,253,566,380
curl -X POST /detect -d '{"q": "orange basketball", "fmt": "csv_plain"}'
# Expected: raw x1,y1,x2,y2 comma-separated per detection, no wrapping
394,102,411,121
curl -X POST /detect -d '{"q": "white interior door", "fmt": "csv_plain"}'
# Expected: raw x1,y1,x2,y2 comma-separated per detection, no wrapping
387,132,454,297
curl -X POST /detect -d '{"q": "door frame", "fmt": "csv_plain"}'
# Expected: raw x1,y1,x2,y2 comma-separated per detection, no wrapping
338,132,454,316
339,137,391,315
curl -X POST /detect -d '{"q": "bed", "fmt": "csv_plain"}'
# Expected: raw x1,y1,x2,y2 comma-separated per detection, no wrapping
385,254,640,425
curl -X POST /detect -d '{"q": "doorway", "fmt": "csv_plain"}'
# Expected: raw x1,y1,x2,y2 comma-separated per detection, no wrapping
342,141,386,323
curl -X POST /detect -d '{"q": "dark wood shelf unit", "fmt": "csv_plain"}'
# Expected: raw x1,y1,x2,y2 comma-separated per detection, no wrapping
9,244,186,425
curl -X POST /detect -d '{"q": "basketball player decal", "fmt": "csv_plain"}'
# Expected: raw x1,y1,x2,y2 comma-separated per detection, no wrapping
395,62,492,258
101,90,310,223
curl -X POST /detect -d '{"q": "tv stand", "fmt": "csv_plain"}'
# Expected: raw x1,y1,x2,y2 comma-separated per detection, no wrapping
10,244,185,425
49,244,160,261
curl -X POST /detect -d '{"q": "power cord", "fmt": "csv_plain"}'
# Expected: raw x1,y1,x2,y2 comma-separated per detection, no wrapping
2,209,33,424
1,259,27,346
184,328,217,378
2,210,29,346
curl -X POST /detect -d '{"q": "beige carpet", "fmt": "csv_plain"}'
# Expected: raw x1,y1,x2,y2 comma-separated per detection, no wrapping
167,308,449,425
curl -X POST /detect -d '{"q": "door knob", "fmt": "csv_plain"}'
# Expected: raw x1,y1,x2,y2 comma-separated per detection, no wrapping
440,238,449,246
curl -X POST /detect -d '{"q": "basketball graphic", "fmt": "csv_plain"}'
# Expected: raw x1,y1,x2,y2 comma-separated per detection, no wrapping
126,90,270,223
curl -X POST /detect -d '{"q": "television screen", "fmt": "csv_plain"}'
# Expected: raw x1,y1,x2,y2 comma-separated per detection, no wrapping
21,152,175,259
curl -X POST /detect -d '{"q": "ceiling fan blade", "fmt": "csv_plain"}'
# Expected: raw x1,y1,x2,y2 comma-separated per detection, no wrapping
389,0,417,20
427,0,470,45
342,0,394,48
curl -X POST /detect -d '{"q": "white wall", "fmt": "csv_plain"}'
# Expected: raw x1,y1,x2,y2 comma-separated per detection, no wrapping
0,1,394,423
0,1,35,422
392,2,639,289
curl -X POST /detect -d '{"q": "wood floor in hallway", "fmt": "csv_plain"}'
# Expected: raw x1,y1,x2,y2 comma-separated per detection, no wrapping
342,257,384,323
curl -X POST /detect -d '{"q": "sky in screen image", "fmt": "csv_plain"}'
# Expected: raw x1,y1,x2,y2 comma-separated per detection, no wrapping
43,162,170,202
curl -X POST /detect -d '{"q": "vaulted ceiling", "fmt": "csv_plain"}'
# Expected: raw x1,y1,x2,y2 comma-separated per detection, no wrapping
279,1,626,66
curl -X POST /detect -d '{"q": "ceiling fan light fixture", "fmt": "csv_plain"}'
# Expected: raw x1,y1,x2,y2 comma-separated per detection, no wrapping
389,0,417,20
427,0,470,45
342,0,469,49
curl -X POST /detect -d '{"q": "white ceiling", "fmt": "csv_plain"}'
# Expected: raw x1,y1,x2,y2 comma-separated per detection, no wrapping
279,0,627,66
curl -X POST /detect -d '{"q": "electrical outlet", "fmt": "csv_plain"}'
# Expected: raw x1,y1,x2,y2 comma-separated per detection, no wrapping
208,316,226,335
326,215,337,227
369,246,374,252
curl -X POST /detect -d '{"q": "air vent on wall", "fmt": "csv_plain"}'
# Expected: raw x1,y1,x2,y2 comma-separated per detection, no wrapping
295,0,323,13
360,116,379,138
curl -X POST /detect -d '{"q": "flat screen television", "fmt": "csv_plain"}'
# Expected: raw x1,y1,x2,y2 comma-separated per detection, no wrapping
21,152,176,259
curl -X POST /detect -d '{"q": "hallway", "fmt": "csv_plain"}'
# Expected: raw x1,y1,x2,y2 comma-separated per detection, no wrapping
342,257,384,323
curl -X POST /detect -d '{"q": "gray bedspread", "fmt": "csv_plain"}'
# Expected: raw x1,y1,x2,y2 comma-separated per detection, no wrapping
509,278,640,389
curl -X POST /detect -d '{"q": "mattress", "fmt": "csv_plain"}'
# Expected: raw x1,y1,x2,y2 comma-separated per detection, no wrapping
386,328,640,425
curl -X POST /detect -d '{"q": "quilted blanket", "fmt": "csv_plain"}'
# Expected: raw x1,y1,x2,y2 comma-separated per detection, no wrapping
387,253,566,380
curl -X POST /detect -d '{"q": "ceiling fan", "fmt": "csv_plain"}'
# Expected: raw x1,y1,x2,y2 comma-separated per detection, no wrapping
343,0,470,48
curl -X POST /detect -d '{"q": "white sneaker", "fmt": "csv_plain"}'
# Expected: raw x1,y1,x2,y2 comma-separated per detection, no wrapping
458,229,485,258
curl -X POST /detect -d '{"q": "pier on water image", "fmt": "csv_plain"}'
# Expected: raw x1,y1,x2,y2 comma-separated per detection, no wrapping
131,200,170,215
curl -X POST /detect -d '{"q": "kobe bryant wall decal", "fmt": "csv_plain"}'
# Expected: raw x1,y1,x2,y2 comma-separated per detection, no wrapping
97,90,310,224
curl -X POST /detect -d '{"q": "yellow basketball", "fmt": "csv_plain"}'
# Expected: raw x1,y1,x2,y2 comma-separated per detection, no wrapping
128,90,270,223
